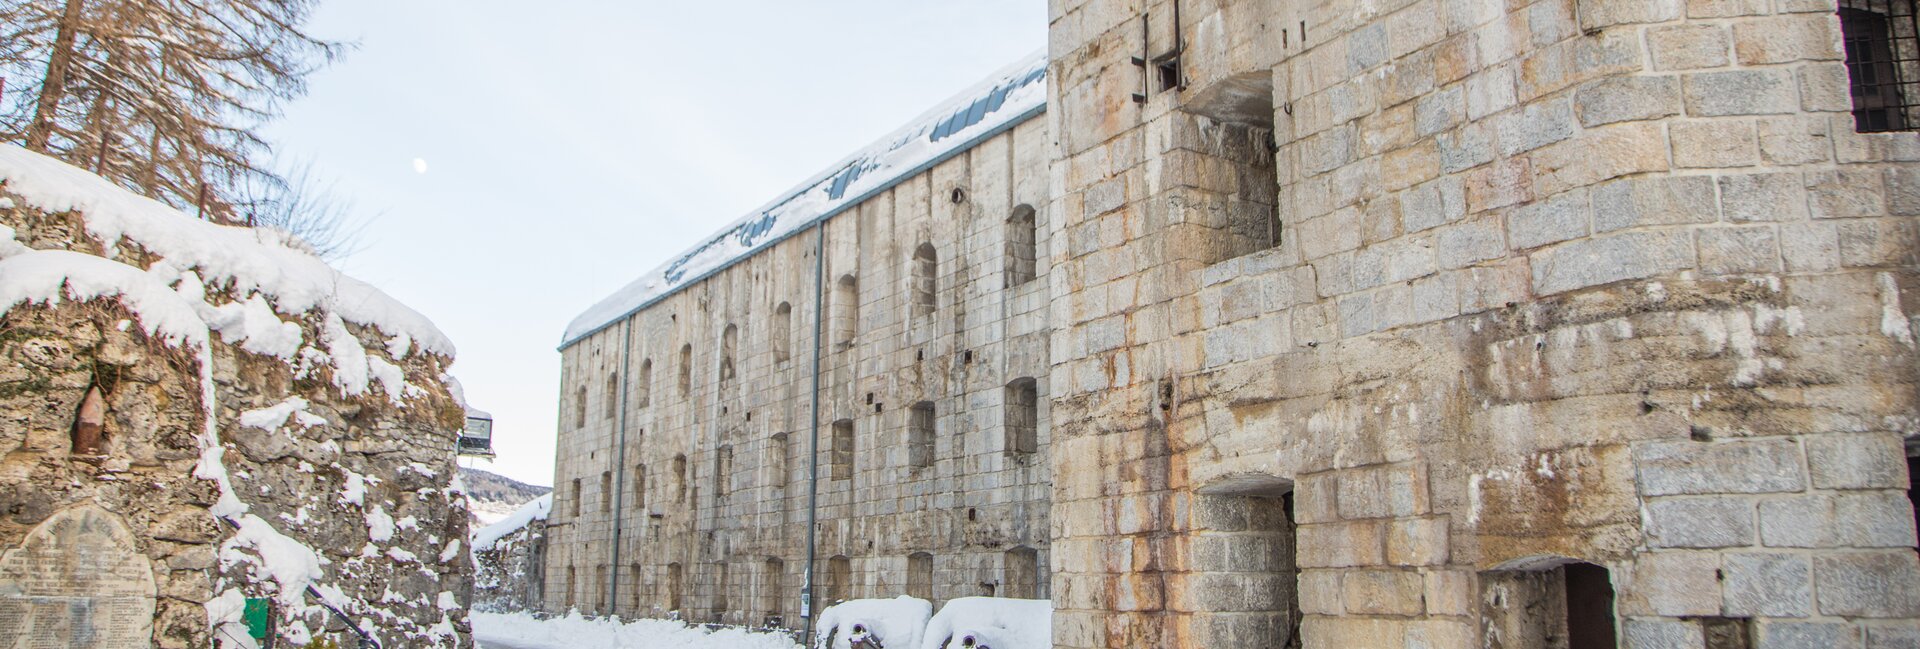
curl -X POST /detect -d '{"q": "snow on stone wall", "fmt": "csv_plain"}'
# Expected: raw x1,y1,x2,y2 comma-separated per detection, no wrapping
0,144,473,648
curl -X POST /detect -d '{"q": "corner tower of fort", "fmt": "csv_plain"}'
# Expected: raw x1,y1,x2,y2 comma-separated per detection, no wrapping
1046,0,1920,646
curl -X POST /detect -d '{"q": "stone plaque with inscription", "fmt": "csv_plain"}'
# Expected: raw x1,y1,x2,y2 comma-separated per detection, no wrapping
0,505,155,649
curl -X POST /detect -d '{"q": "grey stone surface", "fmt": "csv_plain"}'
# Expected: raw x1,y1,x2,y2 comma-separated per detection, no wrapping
1637,439,1806,496
1646,497,1755,548
1723,553,1812,616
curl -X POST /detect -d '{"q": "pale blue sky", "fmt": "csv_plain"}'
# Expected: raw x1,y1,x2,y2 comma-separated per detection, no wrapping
269,1,1048,487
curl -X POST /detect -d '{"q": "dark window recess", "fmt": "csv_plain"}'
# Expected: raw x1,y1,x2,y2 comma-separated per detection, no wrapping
1841,1,1920,132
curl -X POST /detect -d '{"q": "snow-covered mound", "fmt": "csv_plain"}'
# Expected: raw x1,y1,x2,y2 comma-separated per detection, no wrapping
815,596,932,649
562,51,1046,345
919,598,1051,649
473,493,551,550
472,610,801,649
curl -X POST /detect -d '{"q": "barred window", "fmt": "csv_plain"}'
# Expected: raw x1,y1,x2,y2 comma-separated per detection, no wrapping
1841,1,1920,132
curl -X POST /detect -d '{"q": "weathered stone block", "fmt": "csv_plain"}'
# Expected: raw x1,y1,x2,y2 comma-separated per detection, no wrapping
1780,221,1841,272
1671,119,1759,168
1646,496,1755,548
1578,75,1684,126
1625,551,1723,616
1685,69,1800,117
1837,219,1920,268
1650,24,1732,71
1815,552,1920,617
1384,516,1449,566
1758,115,1832,166
1637,439,1806,496
1592,175,1719,233
1887,167,1920,216
1508,189,1592,250
1809,169,1888,219
1341,569,1424,615
1723,553,1813,616
1806,434,1908,490
1626,618,1706,649
1720,173,1810,222
1495,98,1578,156
1578,0,1682,28
1532,122,1671,196
1698,226,1781,275
1759,621,1862,649
1531,230,1695,296
1763,492,1920,548
1733,14,1841,65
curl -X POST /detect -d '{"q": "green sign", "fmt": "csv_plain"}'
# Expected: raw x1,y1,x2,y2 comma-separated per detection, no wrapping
243,598,271,641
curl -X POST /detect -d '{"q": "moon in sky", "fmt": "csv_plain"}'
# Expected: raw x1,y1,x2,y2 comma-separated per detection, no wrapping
412,158,429,174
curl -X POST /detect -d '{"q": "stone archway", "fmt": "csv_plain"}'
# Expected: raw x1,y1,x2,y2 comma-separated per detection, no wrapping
0,505,157,648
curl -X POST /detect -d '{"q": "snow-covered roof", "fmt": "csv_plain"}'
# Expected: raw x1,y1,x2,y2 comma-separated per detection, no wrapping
561,50,1048,347
473,493,551,551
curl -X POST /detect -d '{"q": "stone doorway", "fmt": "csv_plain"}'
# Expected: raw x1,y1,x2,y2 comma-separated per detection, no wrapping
1480,558,1618,649
1192,474,1299,648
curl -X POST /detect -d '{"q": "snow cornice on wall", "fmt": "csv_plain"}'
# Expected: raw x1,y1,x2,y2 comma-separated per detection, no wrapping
559,50,1048,348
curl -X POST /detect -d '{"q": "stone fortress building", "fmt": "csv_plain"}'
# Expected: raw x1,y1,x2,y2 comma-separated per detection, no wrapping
553,0,1920,646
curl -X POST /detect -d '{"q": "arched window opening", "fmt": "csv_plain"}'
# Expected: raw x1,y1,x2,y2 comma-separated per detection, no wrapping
575,386,587,428
714,445,734,498
638,359,653,408
673,454,688,503
1481,559,1618,649
907,552,934,602
565,565,577,609
570,478,582,518
605,372,619,419
1004,546,1040,600
909,401,936,468
831,419,855,481
720,324,739,383
633,464,647,512
772,302,793,362
770,432,791,491
827,555,852,604
1007,205,1038,287
71,385,106,455
600,471,612,513
1004,378,1039,455
762,557,786,627
667,562,685,614
594,565,608,614
912,242,937,318
678,344,693,396
833,274,859,349
641,564,656,614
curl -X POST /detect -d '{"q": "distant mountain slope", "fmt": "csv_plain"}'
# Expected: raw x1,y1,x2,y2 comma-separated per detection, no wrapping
461,467,553,526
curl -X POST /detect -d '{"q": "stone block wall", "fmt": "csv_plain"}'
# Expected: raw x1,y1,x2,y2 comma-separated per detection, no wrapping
547,118,1055,627
1046,0,1920,646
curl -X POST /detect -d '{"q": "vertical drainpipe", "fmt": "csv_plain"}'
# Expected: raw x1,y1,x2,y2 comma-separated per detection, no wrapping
608,318,635,613
802,221,827,642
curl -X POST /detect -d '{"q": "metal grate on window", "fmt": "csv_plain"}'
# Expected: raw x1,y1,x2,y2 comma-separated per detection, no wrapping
1841,0,1920,132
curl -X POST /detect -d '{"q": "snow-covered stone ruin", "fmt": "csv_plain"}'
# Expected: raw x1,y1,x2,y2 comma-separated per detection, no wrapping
0,143,473,648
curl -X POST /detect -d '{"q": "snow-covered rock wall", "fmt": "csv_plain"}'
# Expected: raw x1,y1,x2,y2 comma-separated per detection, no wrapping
473,494,551,613
0,144,472,648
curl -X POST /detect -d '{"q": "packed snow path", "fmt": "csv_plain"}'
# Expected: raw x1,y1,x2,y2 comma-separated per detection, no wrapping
470,611,801,649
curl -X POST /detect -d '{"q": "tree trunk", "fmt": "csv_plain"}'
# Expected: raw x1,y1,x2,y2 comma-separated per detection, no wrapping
25,0,88,152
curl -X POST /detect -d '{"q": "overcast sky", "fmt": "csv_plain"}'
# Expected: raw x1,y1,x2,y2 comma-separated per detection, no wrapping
268,1,1048,487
